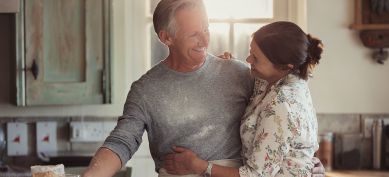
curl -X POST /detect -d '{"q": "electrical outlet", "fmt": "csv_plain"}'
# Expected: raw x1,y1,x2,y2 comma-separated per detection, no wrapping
36,121,57,153
70,121,116,142
7,122,28,156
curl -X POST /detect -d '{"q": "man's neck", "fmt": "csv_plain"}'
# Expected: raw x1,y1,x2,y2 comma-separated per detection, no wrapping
163,56,206,72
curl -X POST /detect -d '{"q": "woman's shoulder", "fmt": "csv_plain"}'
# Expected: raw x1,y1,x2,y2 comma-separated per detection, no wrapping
258,75,310,114
278,75,309,97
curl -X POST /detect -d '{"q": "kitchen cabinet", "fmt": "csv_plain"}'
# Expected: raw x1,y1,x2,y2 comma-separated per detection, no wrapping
349,0,389,64
350,0,389,30
0,0,20,13
15,0,111,106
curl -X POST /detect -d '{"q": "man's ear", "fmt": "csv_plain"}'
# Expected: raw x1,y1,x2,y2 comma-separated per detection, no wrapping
159,30,173,46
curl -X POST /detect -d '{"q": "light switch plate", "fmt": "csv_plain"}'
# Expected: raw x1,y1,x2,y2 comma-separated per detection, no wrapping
70,121,116,142
7,122,28,156
36,121,57,154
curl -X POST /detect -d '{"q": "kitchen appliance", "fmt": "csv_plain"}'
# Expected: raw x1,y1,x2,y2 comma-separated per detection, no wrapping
333,133,362,169
316,132,333,171
0,126,5,167
372,119,383,169
383,123,389,169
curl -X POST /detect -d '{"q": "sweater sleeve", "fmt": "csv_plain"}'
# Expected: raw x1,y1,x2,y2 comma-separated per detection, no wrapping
102,83,149,167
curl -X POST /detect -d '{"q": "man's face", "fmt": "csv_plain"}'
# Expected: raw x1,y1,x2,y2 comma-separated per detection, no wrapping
169,7,210,64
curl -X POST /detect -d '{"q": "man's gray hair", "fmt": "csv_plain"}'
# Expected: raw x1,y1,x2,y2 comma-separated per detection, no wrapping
153,0,206,37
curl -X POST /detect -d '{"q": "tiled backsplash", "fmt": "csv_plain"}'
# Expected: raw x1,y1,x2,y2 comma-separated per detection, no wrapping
317,114,389,169
1,114,388,169
0,116,117,168
317,114,362,134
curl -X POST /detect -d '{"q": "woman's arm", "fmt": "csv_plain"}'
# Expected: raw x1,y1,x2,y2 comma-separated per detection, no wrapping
164,103,325,177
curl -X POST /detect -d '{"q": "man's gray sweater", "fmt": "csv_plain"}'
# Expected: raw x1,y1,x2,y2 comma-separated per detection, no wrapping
102,54,253,171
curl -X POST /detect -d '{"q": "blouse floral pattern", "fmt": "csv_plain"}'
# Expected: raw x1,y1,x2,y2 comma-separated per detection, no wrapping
239,74,319,177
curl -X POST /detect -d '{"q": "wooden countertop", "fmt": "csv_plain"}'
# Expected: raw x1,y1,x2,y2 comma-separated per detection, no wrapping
326,170,389,177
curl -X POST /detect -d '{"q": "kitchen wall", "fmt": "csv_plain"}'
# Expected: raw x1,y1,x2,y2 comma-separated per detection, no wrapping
307,0,389,169
0,0,389,174
3,2,385,119
307,0,389,114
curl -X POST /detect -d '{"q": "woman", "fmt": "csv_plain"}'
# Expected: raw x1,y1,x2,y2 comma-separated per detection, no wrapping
163,21,324,177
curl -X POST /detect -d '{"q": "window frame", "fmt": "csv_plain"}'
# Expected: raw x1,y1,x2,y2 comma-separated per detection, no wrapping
119,0,307,79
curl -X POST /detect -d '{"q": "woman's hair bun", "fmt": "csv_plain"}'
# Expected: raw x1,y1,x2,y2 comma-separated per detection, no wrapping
307,34,323,65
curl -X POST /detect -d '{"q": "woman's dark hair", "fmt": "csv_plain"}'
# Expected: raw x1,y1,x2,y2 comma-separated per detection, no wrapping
253,21,323,80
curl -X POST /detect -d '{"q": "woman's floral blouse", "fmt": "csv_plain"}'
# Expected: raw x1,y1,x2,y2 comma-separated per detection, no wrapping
239,74,319,177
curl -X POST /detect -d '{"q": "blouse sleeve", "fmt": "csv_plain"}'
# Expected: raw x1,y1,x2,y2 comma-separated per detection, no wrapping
239,101,295,177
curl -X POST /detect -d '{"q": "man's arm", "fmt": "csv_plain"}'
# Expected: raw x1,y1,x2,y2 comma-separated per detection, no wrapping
82,148,122,177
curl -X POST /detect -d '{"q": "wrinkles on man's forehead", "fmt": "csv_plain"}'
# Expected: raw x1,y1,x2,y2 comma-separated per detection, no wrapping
173,14,209,34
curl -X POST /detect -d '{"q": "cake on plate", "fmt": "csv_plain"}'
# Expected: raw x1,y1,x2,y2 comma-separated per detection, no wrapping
31,164,65,177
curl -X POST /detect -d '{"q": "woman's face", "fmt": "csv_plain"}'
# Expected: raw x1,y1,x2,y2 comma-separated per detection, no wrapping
246,40,285,84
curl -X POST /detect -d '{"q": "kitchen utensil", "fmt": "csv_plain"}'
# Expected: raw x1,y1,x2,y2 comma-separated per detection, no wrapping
372,119,383,169
333,133,362,169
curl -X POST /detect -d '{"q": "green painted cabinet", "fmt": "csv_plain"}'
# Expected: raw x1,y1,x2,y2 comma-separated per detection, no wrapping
15,0,111,105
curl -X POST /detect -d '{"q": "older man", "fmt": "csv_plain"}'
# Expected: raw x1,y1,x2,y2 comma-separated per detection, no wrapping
82,0,324,177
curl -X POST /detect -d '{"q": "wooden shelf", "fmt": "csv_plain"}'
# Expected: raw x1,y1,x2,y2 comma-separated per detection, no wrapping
350,0,389,30
350,24,389,30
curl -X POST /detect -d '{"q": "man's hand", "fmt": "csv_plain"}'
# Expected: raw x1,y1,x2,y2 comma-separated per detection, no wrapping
312,157,325,177
163,146,207,175
217,51,234,60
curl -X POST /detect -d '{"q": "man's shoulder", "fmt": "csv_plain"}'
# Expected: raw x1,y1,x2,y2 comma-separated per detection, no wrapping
130,63,164,90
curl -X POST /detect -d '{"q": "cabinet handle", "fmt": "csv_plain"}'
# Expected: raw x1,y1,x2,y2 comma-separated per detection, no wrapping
26,59,39,80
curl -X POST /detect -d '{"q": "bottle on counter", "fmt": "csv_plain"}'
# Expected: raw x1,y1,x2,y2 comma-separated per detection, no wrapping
316,132,333,171
372,119,383,170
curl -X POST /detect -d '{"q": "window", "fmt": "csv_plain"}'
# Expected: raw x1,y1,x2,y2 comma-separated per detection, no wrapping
145,0,306,66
